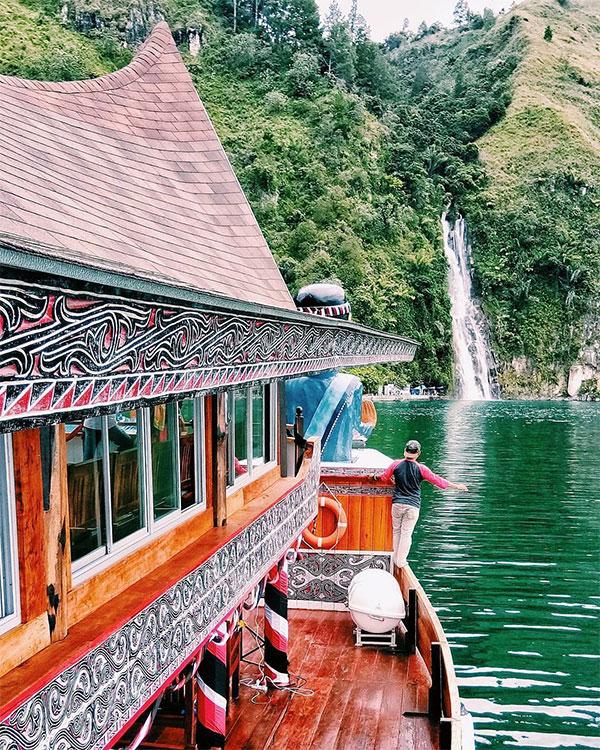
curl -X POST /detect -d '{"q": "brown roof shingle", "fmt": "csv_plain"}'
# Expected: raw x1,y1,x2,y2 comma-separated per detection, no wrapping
0,22,294,310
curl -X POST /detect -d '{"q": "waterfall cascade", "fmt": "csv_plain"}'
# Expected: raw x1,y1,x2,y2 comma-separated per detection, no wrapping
442,213,498,400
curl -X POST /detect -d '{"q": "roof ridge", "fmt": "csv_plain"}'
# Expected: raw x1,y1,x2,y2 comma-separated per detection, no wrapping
0,21,174,94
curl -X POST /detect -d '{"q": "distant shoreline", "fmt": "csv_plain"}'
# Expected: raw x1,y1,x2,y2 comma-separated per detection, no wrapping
368,395,599,402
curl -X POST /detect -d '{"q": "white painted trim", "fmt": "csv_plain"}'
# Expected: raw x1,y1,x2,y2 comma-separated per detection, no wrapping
193,396,207,512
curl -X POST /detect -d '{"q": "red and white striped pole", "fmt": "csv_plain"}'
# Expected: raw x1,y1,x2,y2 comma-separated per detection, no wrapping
264,557,290,686
196,617,235,749
263,539,301,686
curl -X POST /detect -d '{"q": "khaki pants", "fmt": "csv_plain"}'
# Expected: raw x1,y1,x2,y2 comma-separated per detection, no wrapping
391,503,420,568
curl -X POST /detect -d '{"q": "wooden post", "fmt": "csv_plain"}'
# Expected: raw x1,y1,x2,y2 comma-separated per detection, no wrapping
294,406,304,475
228,629,241,702
440,718,453,750
404,588,418,655
183,666,197,750
213,391,227,527
44,424,70,642
278,380,288,478
429,642,444,722
11,429,46,623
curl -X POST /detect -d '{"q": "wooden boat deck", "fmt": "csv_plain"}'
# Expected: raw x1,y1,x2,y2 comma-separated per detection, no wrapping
227,609,437,749
115,609,438,749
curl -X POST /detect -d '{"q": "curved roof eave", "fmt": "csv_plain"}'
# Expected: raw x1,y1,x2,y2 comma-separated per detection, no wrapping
0,22,295,311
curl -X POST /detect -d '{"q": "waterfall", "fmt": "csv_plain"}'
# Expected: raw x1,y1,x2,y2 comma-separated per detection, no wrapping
442,213,498,400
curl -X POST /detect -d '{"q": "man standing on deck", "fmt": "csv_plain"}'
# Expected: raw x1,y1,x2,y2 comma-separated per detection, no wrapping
380,440,468,568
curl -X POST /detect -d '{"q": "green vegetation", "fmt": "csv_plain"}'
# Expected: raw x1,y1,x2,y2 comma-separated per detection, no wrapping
0,0,128,78
466,0,600,391
0,0,598,395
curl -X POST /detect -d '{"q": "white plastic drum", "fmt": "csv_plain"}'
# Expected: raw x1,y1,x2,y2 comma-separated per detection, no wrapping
347,568,405,634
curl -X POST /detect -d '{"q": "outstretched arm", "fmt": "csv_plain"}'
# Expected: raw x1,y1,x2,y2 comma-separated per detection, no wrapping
419,464,468,492
446,479,469,491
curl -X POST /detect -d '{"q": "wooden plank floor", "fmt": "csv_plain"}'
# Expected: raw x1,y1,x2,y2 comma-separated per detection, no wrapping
118,609,438,750
226,609,438,750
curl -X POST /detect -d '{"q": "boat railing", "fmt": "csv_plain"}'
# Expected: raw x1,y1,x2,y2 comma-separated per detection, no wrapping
395,565,462,750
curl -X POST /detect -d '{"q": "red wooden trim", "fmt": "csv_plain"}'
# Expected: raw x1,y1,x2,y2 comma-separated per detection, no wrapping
11,429,47,622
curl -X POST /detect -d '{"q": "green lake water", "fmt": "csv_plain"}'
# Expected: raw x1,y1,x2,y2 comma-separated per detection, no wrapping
368,400,600,749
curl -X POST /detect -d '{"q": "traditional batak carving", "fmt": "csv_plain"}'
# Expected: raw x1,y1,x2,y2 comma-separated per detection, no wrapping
289,551,391,604
321,482,393,496
0,455,320,750
0,280,416,426
321,466,389,478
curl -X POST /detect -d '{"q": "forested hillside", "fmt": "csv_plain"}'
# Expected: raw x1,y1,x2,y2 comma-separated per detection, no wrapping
465,0,600,395
0,0,598,395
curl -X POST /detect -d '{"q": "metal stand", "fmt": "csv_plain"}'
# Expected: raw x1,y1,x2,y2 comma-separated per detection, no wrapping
354,626,397,649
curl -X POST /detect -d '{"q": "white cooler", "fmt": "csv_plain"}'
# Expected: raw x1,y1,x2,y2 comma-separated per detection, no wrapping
348,568,405,645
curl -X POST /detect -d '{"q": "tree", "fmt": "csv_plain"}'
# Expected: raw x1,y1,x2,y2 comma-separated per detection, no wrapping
411,64,431,96
349,0,358,37
354,34,397,108
324,3,356,84
223,33,266,77
261,0,321,51
544,25,554,41
482,7,496,27
454,68,466,96
216,0,257,33
285,51,320,96
383,32,405,51
383,25,411,51
453,0,472,26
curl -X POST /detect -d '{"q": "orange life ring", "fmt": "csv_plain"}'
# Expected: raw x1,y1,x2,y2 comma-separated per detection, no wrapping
302,496,348,550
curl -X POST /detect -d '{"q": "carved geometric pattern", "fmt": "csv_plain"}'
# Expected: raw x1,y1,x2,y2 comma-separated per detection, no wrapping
289,550,392,604
0,455,320,750
321,466,388,478
0,279,416,427
320,482,392,497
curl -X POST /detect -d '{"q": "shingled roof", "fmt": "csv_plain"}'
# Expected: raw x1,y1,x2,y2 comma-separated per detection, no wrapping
0,22,294,310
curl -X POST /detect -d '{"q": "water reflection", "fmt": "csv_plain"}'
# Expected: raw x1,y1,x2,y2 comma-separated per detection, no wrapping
369,400,600,749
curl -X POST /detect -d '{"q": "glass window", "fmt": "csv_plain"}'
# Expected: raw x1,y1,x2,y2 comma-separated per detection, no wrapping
227,385,276,487
150,403,179,521
252,385,265,470
110,411,144,544
67,417,107,563
68,397,207,577
234,390,248,473
0,436,18,629
179,399,197,510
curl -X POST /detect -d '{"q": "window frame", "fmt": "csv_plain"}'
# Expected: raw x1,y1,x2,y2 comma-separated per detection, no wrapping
70,395,207,583
0,434,20,636
226,383,277,493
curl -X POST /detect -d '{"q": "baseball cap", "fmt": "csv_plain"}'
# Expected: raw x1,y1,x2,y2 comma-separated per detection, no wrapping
405,440,421,454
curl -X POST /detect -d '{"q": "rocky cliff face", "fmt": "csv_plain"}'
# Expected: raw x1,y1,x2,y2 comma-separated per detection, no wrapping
568,307,600,398
61,0,162,45
61,0,204,53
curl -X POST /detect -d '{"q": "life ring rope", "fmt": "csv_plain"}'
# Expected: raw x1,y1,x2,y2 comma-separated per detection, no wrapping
303,494,348,550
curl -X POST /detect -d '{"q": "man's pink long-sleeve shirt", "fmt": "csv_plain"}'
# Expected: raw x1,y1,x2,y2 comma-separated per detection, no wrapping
381,459,449,508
